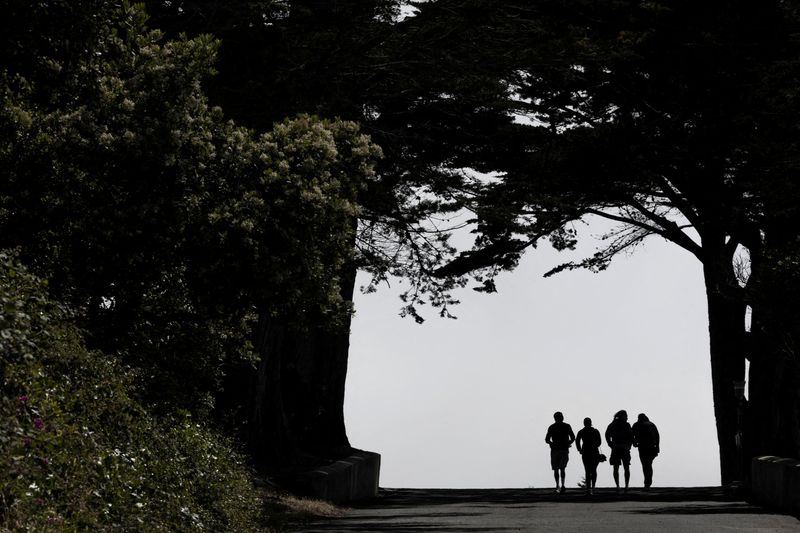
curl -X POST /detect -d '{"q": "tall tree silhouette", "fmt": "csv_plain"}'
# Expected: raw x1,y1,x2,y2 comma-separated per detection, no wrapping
142,0,473,471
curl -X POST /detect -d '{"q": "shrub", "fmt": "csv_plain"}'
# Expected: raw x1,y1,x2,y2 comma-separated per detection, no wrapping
0,253,264,531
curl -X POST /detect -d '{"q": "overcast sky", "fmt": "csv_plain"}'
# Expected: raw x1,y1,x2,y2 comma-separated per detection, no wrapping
344,216,720,489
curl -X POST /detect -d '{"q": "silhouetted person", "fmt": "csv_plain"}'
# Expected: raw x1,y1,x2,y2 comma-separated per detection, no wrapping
575,417,602,495
632,413,660,488
545,411,575,493
605,410,633,493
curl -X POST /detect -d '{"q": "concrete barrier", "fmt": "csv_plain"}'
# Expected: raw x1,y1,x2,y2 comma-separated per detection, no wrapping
750,456,800,516
290,449,381,504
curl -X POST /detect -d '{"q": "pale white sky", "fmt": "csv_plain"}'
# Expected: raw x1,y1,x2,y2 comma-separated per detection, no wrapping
345,217,719,489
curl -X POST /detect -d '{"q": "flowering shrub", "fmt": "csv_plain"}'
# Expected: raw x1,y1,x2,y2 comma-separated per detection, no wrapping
0,0,380,417
0,254,266,531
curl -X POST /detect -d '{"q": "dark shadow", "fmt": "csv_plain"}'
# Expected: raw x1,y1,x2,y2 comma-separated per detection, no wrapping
630,503,790,517
351,486,736,509
334,512,490,521
300,525,519,533
299,507,499,532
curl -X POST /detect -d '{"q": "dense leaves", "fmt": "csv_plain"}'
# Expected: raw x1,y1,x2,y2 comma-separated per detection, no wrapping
144,0,514,319
0,0,381,411
433,0,798,271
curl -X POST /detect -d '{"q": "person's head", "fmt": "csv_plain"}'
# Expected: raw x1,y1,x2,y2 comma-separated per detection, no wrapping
614,410,628,421
584,417,592,427
553,411,564,422
638,413,649,423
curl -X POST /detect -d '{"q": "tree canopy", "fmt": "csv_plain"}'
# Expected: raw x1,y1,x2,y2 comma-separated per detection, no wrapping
413,0,800,482
0,0,381,410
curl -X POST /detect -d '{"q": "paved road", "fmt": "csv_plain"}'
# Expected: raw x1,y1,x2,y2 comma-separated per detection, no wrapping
298,487,800,532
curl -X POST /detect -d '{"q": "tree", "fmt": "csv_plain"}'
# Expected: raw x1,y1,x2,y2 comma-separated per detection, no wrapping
427,0,800,483
0,0,380,419
141,0,486,471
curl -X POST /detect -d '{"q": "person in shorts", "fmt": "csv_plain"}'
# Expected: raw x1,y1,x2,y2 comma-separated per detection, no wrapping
575,417,602,495
545,411,575,493
605,410,633,493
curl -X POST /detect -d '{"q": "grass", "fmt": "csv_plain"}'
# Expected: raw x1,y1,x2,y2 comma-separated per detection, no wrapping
261,485,345,532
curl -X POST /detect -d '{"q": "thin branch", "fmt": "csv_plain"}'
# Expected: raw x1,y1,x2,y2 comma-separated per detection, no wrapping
626,197,702,257
585,207,702,260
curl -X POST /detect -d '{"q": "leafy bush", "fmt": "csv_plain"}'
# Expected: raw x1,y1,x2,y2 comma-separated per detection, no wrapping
0,253,266,531
0,1,380,416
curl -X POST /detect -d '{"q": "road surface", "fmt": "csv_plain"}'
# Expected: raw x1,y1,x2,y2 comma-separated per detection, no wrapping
298,487,800,532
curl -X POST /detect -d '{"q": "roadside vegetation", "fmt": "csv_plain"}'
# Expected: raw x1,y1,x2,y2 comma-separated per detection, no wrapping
1,253,345,530
0,1,370,530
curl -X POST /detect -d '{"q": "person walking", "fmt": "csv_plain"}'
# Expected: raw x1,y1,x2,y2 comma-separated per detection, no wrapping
605,410,633,493
545,411,575,493
575,417,602,495
632,413,660,489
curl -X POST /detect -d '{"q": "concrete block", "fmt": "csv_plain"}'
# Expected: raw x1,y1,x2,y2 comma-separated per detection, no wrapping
291,449,381,504
750,456,800,516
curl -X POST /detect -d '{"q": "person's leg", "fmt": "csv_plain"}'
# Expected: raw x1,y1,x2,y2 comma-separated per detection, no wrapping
642,455,654,487
638,450,647,487
582,456,591,492
588,458,598,492
551,450,560,490
612,465,620,489
559,467,566,492
623,463,630,490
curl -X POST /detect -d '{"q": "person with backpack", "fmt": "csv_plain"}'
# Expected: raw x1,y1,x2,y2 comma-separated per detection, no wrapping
605,410,633,493
575,417,603,495
632,413,660,489
545,411,575,493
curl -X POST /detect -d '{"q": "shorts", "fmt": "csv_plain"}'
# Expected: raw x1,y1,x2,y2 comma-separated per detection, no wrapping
610,448,631,466
550,449,569,470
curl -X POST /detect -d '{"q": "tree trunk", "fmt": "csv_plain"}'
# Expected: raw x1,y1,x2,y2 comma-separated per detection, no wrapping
747,239,800,462
282,266,355,461
747,323,800,460
702,248,747,485
248,316,297,472
220,267,356,474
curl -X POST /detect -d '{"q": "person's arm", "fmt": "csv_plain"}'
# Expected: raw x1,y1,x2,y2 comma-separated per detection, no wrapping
632,423,639,447
654,424,660,452
575,430,583,453
545,426,552,446
568,426,576,446
605,426,612,447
